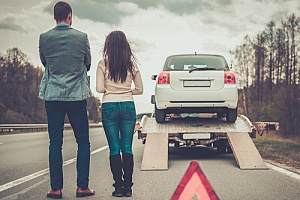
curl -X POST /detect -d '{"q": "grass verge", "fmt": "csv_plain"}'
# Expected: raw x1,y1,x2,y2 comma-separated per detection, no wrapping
254,135,300,169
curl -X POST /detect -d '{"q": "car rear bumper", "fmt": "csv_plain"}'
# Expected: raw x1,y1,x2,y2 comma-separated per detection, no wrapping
155,85,238,110
161,106,233,113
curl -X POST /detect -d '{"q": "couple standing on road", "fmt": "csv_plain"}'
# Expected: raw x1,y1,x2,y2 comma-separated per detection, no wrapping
38,1,143,199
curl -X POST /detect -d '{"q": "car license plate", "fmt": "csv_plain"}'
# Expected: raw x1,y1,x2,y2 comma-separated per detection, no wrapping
183,133,211,139
183,80,211,87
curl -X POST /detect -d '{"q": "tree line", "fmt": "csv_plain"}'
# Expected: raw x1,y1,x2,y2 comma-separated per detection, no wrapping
231,13,300,136
0,48,100,123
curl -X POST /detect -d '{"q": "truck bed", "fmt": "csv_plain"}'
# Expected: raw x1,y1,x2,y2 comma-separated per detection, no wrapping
140,115,254,134
138,114,267,170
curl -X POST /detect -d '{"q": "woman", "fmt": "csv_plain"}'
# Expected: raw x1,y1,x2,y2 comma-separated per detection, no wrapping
96,31,143,197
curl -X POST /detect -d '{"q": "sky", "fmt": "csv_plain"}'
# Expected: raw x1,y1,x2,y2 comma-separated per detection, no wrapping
0,0,299,113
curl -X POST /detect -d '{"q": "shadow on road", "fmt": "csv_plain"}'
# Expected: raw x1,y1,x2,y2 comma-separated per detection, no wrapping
169,146,236,164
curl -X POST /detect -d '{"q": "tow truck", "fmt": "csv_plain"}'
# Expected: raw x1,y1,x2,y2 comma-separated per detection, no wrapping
136,114,269,171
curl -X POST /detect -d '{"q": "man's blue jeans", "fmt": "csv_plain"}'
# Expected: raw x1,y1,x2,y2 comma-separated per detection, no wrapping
45,100,90,190
101,101,136,156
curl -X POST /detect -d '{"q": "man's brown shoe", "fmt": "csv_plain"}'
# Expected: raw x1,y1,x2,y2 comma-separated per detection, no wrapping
76,188,95,198
46,190,62,199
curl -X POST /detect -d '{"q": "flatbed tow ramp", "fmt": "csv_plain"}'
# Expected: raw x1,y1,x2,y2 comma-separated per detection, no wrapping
137,115,268,171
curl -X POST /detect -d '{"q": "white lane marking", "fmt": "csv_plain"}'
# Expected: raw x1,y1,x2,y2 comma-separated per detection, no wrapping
0,145,108,193
266,162,300,180
0,143,3,145
0,177,48,200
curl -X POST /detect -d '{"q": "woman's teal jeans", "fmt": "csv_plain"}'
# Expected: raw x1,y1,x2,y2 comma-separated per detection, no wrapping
101,101,136,156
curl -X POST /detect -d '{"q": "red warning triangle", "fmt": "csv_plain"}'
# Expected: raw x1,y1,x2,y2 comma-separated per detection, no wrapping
170,161,220,200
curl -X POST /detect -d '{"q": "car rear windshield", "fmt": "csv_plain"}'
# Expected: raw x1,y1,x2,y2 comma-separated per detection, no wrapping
163,55,228,71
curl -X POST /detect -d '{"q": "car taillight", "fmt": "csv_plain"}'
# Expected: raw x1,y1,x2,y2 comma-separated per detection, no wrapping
224,72,237,84
157,71,170,84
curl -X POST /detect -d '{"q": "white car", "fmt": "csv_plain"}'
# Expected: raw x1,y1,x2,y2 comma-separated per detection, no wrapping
151,54,238,123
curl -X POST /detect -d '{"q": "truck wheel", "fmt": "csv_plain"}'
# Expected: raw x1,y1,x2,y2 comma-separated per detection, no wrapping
226,145,233,154
215,140,228,153
155,106,166,123
216,144,227,153
217,112,224,120
226,108,237,122
174,141,180,148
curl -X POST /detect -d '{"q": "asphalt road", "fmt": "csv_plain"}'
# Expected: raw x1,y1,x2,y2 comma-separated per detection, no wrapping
0,128,299,200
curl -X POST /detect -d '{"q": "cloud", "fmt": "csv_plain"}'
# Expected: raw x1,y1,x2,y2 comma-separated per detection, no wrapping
44,0,233,25
116,2,140,15
129,37,156,53
0,0,298,114
44,0,138,25
126,0,233,15
0,16,27,33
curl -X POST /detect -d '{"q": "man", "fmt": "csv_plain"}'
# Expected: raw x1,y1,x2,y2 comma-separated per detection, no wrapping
39,1,95,198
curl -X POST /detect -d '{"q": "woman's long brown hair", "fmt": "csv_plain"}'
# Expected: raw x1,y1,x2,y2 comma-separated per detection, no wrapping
103,31,136,83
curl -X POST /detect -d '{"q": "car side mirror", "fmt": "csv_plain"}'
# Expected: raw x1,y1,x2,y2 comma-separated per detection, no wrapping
151,74,157,80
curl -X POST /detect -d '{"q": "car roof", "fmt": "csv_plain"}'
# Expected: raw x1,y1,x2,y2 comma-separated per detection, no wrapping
166,54,225,59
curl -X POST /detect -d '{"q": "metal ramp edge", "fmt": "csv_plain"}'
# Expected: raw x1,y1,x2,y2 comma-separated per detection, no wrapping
141,132,169,171
227,132,268,169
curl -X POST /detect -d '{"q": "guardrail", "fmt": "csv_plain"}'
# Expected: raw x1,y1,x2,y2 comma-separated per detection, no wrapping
0,123,102,134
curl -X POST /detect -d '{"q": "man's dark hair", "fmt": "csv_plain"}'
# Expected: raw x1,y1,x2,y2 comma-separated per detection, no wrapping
54,1,72,21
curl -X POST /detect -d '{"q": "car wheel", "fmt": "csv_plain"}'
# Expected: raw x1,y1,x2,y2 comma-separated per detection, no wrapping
226,108,237,122
155,106,166,123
